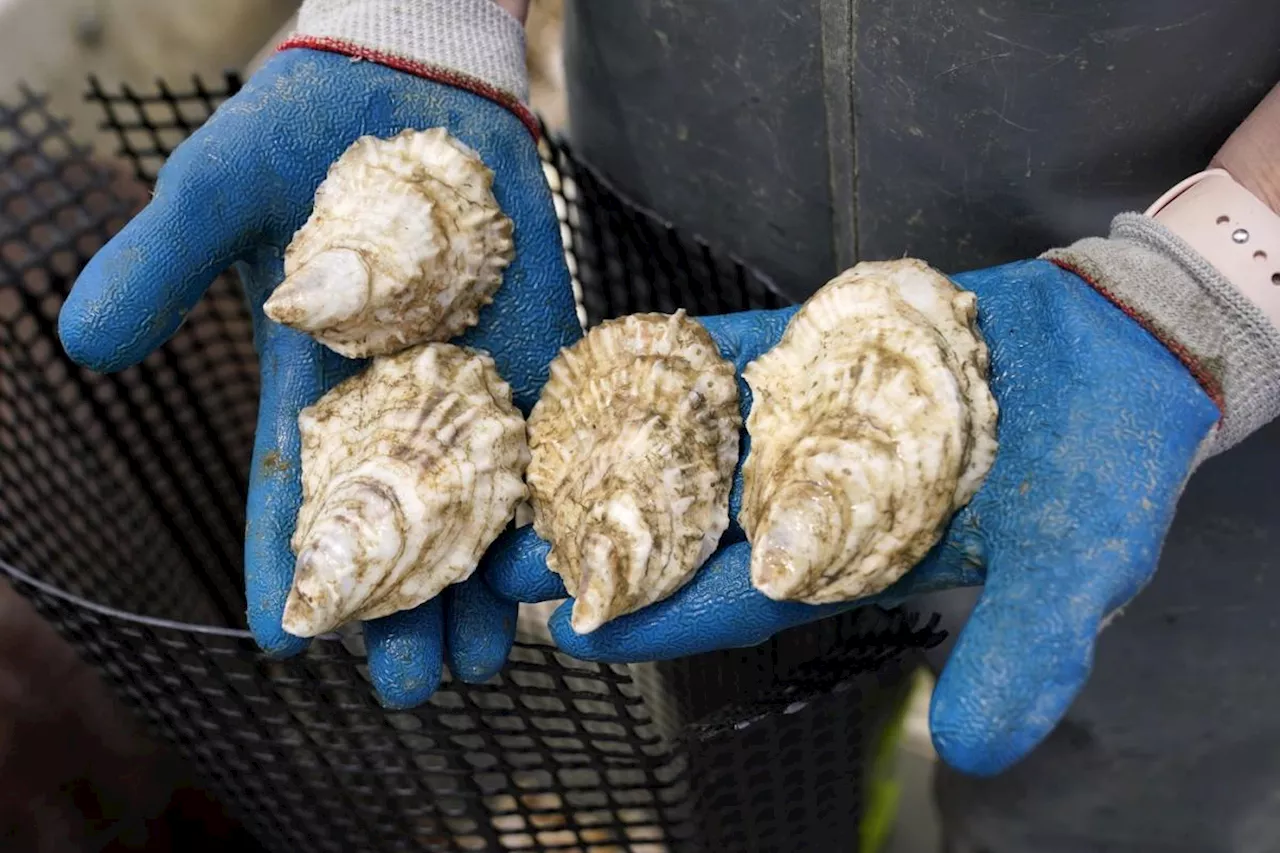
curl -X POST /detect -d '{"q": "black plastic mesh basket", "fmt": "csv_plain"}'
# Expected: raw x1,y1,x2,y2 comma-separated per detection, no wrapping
0,75,944,853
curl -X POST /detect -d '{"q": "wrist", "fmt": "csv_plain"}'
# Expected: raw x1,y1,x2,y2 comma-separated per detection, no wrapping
1210,84,1280,217
1044,214,1280,462
281,0,536,137
1134,82,1280,342
491,0,530,25
1041,81,1280,462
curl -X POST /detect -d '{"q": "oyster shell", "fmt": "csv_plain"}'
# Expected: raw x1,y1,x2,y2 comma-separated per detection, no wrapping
264,128,515,359
740,258,998,603
526,311,740,633
281,343,529,637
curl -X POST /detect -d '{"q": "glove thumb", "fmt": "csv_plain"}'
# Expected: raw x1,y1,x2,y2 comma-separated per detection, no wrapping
59,147,259,372
927,540,1143,776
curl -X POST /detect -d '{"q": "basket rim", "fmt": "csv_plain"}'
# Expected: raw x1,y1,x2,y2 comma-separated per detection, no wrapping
0,558,569,651
0,555,274,640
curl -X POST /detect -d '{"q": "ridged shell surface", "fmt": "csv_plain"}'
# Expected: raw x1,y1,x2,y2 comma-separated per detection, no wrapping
264,128,514,358
740,259,998,603
526,311,740,634
282,343,529,637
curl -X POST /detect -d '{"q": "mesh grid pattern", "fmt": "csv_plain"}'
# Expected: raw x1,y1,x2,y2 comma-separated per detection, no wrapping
539,138,788,326
0,74,944,852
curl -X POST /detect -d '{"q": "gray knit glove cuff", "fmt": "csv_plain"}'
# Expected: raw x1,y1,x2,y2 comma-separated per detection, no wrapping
1044,213,1280,459
281,0,534,133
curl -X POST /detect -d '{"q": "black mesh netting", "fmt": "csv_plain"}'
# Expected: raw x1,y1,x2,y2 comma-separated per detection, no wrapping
0,75,945,853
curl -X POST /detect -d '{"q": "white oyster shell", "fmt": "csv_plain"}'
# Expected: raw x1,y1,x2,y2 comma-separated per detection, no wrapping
282,343,529,637
526,311,741,634
264,128,515,359
740,258,998,603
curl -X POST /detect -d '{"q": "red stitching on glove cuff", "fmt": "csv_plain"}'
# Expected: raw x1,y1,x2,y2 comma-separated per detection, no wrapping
1048,256,1226,414
276,36,541,141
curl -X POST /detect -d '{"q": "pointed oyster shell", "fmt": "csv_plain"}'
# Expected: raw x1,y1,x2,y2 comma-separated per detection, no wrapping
526,311,740,634
282,343,529,637
264,128,514,359
740,259,998,603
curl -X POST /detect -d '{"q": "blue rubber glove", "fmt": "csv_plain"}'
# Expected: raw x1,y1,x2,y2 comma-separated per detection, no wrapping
57,48,582,708
486,257,1220,774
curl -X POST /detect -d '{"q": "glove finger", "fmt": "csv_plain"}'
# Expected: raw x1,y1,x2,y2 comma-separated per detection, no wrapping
694,309,800,543
445,575,518,684
364,598,445,710
59,156,259,372
545,536,980,664
720,428,757,546
244,314,357,657
547,541,851,663
928,534,1156,777
482,524,568,603
694,309,799,373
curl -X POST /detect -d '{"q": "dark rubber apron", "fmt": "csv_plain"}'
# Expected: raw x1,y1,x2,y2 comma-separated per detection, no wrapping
562,2,1280,849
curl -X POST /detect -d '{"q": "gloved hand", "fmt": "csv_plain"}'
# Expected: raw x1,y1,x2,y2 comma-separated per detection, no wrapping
57,38,581,709
486,255,1222,775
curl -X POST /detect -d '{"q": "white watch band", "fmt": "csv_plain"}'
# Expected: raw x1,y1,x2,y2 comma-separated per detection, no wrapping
1146,168,1280,329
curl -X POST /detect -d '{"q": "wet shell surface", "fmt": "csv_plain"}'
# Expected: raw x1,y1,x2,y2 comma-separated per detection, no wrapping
282,343,529,637
526,311,741,634
264,128,514,359
740,258,998,604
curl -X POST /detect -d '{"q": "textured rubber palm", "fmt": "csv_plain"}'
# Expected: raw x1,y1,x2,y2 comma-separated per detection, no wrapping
56,48,583,708
486,258,1220,775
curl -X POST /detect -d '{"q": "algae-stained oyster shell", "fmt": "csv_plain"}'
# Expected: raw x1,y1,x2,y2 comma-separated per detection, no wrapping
526,311,741,634
264,128,514,359
281,343,529,637
740,259,998,604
